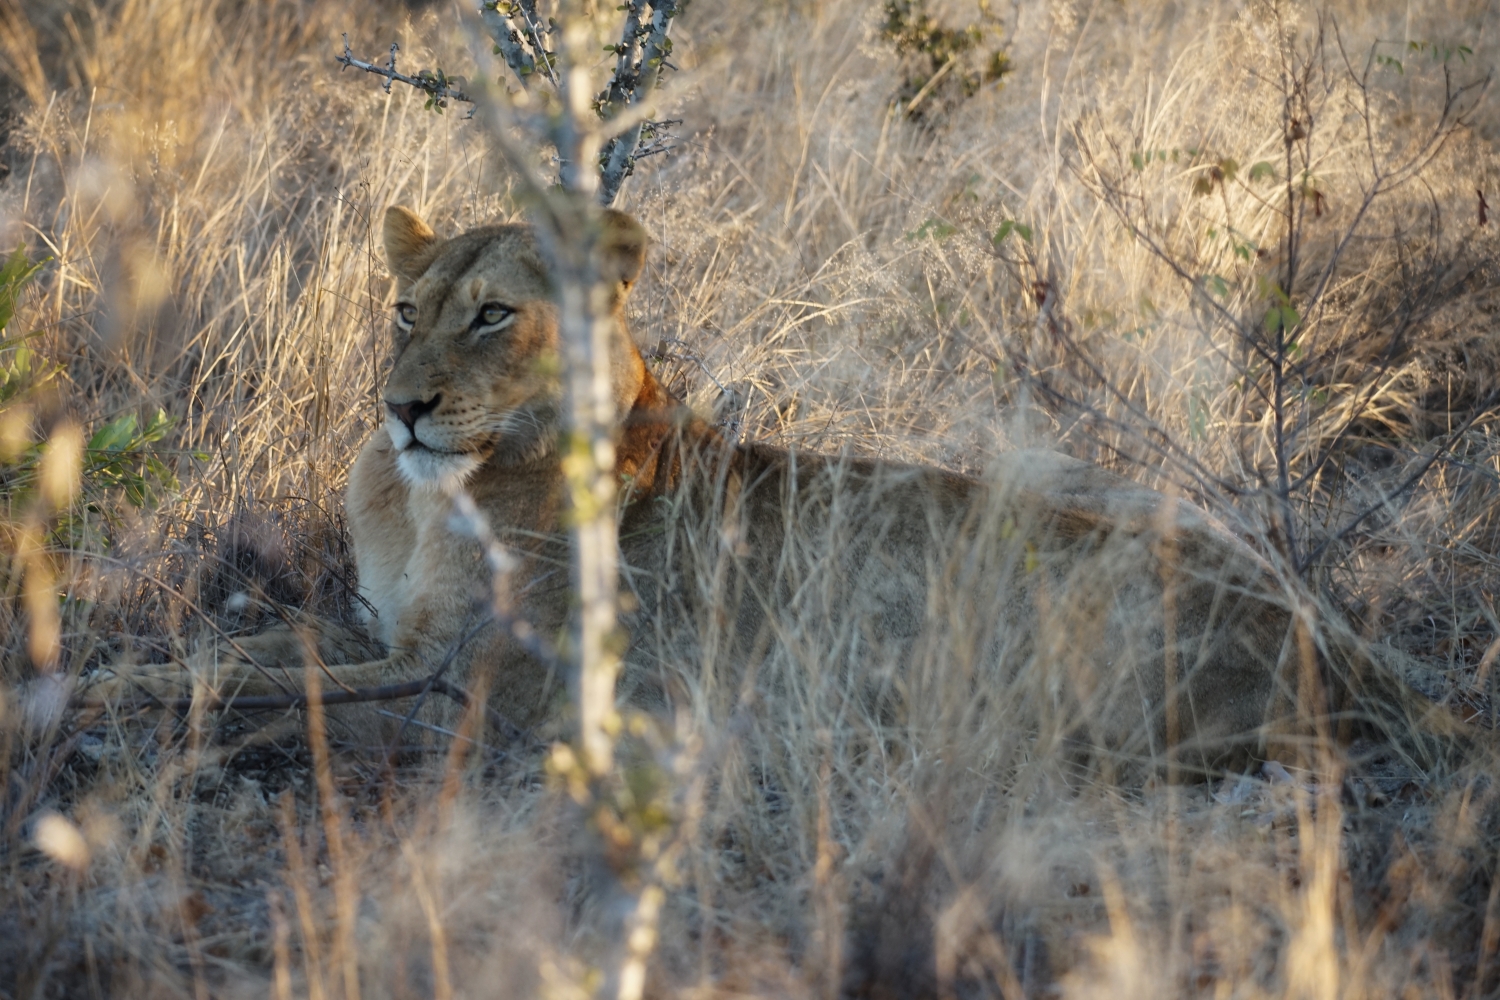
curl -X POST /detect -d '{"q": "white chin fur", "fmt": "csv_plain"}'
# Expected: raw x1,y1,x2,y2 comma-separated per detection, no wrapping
385,420,414,450
396,447,482,490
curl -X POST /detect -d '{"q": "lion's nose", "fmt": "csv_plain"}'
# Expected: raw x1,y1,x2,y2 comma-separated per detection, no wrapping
387,394,441,433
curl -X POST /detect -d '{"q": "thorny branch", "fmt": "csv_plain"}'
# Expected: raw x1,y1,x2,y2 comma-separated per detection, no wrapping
341,1,686,204
595,2,682,204
478,1,539,85
477,0,686,203
337,36,473,116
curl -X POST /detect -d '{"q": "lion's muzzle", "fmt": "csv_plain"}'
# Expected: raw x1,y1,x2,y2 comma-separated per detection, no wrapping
384,393,485,488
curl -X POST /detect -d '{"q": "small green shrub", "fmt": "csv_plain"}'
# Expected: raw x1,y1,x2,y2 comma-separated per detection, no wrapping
881,0,1009,114
0,247,181,530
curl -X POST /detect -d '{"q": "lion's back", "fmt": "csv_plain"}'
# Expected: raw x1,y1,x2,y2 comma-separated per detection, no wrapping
625,438,1290,774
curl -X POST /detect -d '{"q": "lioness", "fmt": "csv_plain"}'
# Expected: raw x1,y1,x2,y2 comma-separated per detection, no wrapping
132,207,1299,775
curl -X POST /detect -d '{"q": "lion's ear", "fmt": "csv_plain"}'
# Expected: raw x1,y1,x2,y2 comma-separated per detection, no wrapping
599,210,648,298
384,206,440,284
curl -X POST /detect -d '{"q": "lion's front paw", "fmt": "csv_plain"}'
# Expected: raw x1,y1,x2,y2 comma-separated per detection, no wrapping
84,661,197,706
91,633,310,712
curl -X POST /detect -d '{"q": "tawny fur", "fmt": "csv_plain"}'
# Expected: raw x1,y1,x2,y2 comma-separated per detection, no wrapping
125,208,1300,776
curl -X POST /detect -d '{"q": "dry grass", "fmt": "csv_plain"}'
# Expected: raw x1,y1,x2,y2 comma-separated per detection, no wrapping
3,0,1500,996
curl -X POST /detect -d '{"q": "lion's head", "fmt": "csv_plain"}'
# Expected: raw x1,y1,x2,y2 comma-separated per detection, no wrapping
380,205,649,487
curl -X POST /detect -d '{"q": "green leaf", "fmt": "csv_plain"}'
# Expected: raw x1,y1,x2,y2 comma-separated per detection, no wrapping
1263,303,1300,335
1249,161,1276,183
88,414,138,453
145,455,177,491
908,217,957,242
139,409,174,444
992,220,1032,244
0,245,49,335
0,244,39,287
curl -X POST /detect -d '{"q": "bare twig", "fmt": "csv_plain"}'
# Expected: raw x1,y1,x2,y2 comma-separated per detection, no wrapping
1064,15,1489,577
650,337,730,396
337,36,473,116
382,614,496,760
1020,284,1250,506
904,54,957,115
1298,390,1500,572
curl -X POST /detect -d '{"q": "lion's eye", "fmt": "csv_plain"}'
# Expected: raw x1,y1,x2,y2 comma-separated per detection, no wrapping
395,303,418,327
478,302,514,328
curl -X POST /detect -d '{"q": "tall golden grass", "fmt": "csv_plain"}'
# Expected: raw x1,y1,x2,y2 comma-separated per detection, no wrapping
3,0,1500,996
